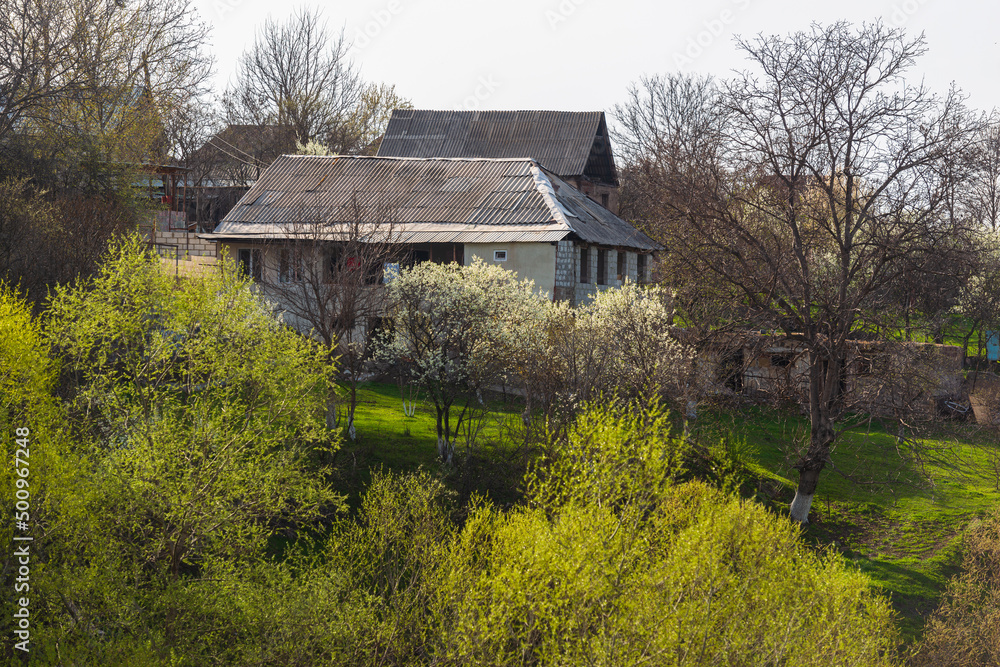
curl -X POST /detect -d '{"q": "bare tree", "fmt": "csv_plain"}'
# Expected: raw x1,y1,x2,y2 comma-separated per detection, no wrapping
617,22,980,523
966,114,1000,230
223,7,363,152
260,197,401,440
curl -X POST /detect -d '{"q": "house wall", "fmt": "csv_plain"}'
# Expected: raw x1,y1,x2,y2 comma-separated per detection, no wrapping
730,337,964,416
565,177,619,215
572,242,643,306
463,242,557,298
554,240,576,302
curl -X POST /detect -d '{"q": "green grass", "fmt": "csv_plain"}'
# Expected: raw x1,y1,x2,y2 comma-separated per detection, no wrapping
692,404,1000,642
330,382,529,508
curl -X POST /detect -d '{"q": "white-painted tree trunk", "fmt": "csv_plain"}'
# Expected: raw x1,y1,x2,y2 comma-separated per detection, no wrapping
790,490,814,524
437,436,453,464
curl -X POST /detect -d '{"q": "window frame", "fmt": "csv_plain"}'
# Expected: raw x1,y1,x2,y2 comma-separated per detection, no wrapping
238,247,263,282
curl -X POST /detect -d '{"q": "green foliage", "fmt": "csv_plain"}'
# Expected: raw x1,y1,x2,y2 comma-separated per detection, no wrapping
429,401,899,666
911,508,1000,665
526,397,688,511
22,236,341,662
45,235,339,574
436,487,897,665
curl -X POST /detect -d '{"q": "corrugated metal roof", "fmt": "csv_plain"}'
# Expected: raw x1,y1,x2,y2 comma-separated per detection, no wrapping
202,155,658,251
377,110,618,185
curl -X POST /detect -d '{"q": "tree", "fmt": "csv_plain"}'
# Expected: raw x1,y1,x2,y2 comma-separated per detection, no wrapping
1,0,213,167
617,22,979,522
377,260,544,464
0,0,215,297
224,7,363,151
260,197,402,440
433,400,899,666
45,235,339,583
513,283,697,441
966,114,1000,230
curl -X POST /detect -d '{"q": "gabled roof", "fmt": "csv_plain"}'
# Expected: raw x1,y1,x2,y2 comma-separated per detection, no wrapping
201,155,656,250
377,110,619,186
190,124,297,186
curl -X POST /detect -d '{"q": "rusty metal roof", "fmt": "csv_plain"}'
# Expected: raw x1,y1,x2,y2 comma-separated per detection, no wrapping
202,155,657,250
377,110,619,186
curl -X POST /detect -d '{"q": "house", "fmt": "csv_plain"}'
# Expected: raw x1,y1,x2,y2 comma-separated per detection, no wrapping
185,124,298,231
705,333,964,417
199,154,658,305
377,110,620,214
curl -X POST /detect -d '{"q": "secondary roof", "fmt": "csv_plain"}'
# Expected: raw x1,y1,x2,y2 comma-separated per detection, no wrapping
377,110,618,186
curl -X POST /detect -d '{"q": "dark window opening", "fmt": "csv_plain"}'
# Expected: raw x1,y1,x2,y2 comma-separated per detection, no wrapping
327,247,342,282
771,353,792,368
601,193,609,209
721,350,744,393
597,248,607,285
411,249,430,266
617,251,626,281
364,260,383,285
636,253,647,284
580,247,589,283
238,248,262,282
279,248,301,283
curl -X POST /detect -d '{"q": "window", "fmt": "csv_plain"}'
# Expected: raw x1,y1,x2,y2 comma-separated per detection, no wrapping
494,249,507,262
411,249,430,266
616,251,626,281
601,193,609,209
636,253,647,284
597,248,607,285
326,247,341,282
771,353,792,368
580,247,589,283
364,260,383,285
279,248,302,283
238,248,262,282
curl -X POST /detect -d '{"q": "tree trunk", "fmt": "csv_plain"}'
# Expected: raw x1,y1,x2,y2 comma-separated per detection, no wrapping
790,465,822,523
347,384,358,441
435,406,453,464
793,355,838,523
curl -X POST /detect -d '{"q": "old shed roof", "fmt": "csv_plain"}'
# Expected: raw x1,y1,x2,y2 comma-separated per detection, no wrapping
201,155,657,250
377,110,618,186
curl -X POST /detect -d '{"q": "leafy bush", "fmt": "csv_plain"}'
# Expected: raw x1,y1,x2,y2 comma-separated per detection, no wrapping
430,401,899,666
910,508,1000,666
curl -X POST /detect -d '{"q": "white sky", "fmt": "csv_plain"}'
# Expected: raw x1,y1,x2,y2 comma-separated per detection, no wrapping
192,0,1000,120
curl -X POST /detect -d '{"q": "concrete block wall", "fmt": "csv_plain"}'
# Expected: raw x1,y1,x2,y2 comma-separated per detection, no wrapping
573,244,641,306
553,240,576,302
153,230,218,258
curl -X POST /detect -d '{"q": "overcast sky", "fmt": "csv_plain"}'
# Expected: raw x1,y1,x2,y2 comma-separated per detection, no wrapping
192,0,1000,121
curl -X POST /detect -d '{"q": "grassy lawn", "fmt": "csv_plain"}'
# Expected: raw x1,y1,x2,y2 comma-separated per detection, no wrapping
330,382,530,508
693,404,1000,642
